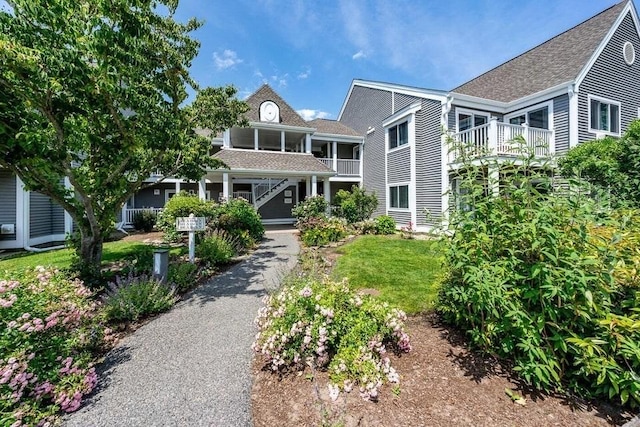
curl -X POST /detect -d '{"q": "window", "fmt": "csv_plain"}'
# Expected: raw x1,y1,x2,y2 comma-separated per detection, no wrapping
590,97,620,134
508,106,549,129
389,185,409,209
457,112,488,131
388,122,408,149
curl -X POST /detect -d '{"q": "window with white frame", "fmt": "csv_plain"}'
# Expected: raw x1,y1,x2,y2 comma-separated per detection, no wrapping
508,106,549,129
388,121,408,149
389,185,409,209
457,111,488,132
589,96,620,134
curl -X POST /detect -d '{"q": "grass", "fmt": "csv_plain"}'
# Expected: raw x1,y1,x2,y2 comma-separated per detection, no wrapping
0,240,174,272
332,235,445,315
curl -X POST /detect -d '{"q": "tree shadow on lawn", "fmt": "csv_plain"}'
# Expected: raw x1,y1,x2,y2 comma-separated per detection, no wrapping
430,316,630,425
181,236,296,307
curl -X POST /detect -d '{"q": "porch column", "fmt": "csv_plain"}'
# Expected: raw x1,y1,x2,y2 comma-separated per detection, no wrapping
198,178,207,200
332,141,338,172
222,173,230,200
121,201,127,226
311,175,318,196
305,133,311,153
175,181,181,193
281,131,286,152
488,116,498,155
323,179,330,203
488,165,499,197
305,177,311,197
254,128,259,150
63,177,73,233
223,129,231,148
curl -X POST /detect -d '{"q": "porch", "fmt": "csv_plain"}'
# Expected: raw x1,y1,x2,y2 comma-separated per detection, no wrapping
448,118,554,164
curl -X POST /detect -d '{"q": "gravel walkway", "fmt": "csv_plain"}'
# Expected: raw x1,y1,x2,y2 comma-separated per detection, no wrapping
64,229,299,427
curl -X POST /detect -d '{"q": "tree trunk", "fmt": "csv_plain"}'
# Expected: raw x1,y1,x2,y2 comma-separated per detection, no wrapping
76,225,105,285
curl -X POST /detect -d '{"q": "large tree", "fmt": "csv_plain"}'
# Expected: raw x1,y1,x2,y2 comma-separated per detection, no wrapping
0,0,248,271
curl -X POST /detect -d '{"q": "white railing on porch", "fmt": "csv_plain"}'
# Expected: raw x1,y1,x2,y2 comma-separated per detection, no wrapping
232,191,253,203
450,119,554,163
318,158,361,176
124,208,163,225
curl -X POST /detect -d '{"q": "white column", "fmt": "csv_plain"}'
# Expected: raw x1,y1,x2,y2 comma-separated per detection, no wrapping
305,134,311,153
223,129,231,148
358,143,364,179
488,117,498,155
323,179,330,203
198,178,206,200
63,177,73,233
254,128,259,150
121,201,127,225
175,180,181,193
311,175,318,196
332,141,338,172
15,176,25,248
305,177,311,197
281,131,286,152
222,173,230,200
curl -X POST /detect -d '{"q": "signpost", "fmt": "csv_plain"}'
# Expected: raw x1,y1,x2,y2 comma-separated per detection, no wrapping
176,214,206,263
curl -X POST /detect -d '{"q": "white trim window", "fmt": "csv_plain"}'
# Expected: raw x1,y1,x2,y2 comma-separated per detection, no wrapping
389,184,409,209
456,109,489,132
589,95,620,135
388,121,408,149
506,103,551,129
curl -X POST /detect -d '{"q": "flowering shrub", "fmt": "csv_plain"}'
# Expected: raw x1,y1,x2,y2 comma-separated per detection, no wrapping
156,192,217,242
102,274,176,322
291,196,328,221
253,278,410,401
211,198,264,245
0,267,109,426
298,217,348,247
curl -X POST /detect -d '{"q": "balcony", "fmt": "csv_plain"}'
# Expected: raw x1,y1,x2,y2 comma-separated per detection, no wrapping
318,158,361,176
449,119,554,164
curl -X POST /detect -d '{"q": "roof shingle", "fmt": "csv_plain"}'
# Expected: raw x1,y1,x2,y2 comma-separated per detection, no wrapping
452,1,628,102
307,119,362,137
213,149,334,175
245,84,312,128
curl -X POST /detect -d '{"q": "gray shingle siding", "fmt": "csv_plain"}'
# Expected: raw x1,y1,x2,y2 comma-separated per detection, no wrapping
388,210,411,225
29,192,64,238
553,94,570,154
387,147,411,183
415,99,444,226
394,93,419,113
339,86,393,217
259,185,297,219
0,170,17,241
578,11,640,143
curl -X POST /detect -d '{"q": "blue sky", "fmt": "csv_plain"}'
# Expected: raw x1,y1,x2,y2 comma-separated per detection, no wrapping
176,0,620,120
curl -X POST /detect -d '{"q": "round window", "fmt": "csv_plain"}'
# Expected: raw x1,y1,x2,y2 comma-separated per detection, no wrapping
623,41,635,65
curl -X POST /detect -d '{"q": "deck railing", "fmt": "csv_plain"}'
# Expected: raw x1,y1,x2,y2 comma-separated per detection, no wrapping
124,207,163,225
449,119,554,163
319,158,361,176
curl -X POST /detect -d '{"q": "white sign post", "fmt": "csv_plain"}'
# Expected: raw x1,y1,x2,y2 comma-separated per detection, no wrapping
176,214,206,263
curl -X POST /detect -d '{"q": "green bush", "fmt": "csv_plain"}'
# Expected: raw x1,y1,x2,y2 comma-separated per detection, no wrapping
196,235,235,265
253,277,411,401
132,210,157,232
332,185,377,224
299,216,347,246
168,262,199,292
211,198,264,245
102,274,176,322
291,195,328,221
155,192,216,241
438,146,640,407
374,215,396,234
353,219,377,235
0,268,109,425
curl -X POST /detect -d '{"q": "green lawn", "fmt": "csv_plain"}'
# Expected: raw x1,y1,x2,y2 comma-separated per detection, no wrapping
332,235,445,315
0,240,168,272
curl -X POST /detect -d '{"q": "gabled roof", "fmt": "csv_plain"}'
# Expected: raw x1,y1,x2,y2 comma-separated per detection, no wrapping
452,1,630,103
213,148,334,175
307,119,361,137
245,84,312,128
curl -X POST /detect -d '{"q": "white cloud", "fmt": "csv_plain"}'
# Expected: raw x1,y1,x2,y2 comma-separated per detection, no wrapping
352,50,366,60
297,67,311,79
297,109,330,121
213,49,243,70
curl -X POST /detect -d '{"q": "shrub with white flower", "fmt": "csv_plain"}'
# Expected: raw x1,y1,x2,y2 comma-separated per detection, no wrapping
0,267,111,426
253,277,411,401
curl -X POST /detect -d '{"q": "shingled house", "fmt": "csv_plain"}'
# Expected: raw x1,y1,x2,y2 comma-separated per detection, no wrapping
339,0,640,230
2,1,639,249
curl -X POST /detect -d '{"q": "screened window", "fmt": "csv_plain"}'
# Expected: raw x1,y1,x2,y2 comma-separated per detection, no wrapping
590,98,620,134
508,106,548,129
458,112,488,131
389,122,408,149
389,185,409,209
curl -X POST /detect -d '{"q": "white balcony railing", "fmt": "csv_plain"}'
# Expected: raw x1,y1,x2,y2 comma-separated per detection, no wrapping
124,207,163,225
449,119,554,163
232,191,253,203
319,158,361,176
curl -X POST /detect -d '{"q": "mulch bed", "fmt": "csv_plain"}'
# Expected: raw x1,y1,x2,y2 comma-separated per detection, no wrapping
252,315,632,427
251,241,634,427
